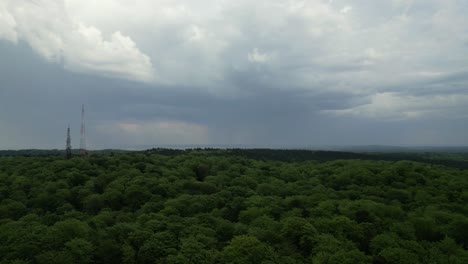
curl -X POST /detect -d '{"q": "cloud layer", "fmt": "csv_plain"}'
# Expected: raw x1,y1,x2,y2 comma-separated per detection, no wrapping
57,0,468,118
1,0,468,148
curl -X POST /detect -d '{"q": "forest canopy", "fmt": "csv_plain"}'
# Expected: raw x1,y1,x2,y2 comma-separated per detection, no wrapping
0,149,467,263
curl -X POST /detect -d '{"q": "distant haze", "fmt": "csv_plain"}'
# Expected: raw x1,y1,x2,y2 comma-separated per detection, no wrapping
1,0,468,149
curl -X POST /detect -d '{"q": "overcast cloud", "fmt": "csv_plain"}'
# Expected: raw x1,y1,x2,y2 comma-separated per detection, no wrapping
1,0,468,149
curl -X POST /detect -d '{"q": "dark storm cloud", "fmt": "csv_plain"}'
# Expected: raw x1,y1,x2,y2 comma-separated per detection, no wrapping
1,0,468,148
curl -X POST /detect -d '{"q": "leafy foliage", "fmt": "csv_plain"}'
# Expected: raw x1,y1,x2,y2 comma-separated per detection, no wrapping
1,149,468,263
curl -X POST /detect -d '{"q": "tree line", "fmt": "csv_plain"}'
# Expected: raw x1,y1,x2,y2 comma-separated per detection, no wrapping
0,149,467,263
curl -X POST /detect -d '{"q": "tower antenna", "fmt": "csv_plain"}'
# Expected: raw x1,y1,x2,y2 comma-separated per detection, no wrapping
79,104,88,156
66,125,72,159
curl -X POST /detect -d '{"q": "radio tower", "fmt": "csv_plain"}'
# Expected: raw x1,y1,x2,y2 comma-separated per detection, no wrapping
65,125,72,159
79,104,88,156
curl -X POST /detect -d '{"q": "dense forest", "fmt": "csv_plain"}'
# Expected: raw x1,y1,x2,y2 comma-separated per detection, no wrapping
0,149,468,263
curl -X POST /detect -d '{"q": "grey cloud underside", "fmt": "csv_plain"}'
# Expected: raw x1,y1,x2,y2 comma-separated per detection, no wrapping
1,42,468,149
1,0,468,148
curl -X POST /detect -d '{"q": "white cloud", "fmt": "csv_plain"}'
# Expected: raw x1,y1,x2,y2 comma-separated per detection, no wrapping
248,48,270,63
340,6,352,14
64,24,153,82
0,0,154,82
0,1,17,42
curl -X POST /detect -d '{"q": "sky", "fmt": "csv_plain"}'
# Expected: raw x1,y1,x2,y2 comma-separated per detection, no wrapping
1,0,468,149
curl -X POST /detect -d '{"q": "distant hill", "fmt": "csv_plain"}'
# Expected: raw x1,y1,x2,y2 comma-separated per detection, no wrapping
2,147,468,169
143,148,468,170
330,145,468,153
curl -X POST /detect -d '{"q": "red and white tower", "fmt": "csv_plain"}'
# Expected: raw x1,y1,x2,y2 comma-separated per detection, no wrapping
65,125,72,159
79,104,88,156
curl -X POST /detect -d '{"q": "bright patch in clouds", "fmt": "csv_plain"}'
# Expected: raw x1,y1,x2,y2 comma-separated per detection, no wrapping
248,48,270,63
96,120,209,147
340,6,352,14
323,93,468,120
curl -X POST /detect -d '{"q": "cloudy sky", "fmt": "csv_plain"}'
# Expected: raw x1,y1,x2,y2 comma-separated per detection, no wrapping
1,0,468,149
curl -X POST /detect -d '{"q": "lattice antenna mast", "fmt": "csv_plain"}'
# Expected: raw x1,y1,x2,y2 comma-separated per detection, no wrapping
66,125,72,159
79,104,88,156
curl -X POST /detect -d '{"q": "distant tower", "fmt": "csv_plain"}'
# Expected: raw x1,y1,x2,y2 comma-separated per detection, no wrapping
79,104,88,156
65,125,72,159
